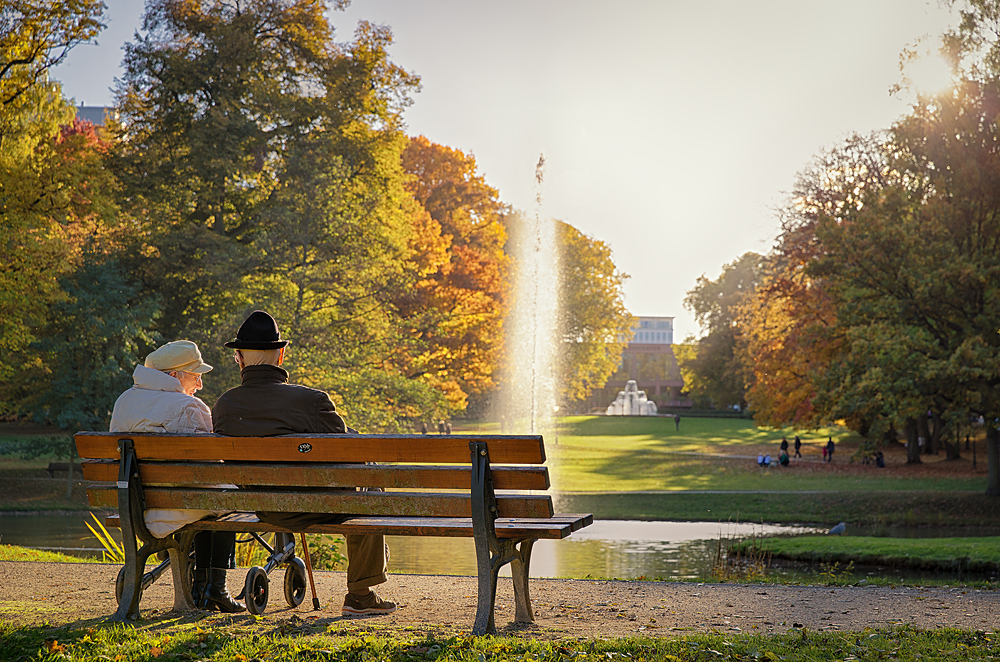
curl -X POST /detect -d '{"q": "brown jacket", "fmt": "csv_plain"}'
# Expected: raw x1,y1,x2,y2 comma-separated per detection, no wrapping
212,364,346,436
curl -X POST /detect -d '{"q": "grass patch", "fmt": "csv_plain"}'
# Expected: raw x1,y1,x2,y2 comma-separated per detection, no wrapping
555,491,998,527
548,416,985,492
0,545,99,563
758,535,1000,574
1,622,998,662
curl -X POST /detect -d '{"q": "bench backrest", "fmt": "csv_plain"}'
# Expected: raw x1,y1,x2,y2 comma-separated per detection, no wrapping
75,432,553,519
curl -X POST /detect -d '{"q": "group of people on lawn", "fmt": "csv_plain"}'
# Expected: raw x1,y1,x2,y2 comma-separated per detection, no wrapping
757,435,836,467
109,310,395,617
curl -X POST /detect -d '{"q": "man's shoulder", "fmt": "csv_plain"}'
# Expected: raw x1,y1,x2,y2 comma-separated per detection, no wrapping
215,381,330,404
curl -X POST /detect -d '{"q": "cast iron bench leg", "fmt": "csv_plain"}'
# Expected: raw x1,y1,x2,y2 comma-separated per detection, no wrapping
168,532,197,611
510,539,535,623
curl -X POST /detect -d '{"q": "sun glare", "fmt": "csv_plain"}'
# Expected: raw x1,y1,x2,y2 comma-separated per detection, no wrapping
906,53,954,96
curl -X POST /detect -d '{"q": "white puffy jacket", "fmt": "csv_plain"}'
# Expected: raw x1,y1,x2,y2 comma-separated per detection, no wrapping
110,365,212,434
109,365,225,538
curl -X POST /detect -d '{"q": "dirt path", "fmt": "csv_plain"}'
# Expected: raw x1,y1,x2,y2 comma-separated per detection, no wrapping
0,561,996,638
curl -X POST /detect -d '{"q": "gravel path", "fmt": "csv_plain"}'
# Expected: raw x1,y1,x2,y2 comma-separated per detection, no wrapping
0,561,996,638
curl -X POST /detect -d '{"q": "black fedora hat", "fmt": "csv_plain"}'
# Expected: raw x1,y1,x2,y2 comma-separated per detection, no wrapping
225,310,290,350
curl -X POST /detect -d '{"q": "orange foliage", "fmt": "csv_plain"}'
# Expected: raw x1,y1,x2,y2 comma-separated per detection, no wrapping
394,136,509,409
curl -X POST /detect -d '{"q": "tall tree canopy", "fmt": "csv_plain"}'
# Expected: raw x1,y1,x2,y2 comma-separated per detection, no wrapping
397,136,508,410
557,221,632,405
0,0,105,111
110,0,434,430
734,0,1000,491
0,0,124,422
682,252,762,409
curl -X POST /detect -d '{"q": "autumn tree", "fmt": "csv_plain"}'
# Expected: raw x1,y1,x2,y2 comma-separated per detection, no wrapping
0,0,105,111
682,252,762,409
1,109,125,418
397,136,508,411
110,1,441,430
736,135,893,429
0,1,112,417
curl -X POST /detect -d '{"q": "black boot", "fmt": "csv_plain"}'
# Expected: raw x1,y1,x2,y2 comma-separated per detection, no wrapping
192,568,211,610
204,568,245,613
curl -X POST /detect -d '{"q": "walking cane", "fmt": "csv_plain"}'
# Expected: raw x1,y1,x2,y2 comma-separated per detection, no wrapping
299,533,322,610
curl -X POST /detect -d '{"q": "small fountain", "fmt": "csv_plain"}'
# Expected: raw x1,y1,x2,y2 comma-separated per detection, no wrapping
499,155,560,434
606,380,658,416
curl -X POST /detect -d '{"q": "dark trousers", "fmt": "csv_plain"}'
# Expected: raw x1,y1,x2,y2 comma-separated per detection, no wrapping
194,531,236,569
257,512,388,592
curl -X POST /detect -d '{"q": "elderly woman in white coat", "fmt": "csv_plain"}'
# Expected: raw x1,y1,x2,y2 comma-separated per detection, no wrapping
110,340,244,613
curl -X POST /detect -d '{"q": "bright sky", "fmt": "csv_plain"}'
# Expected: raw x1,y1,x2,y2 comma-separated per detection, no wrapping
53,0,958,340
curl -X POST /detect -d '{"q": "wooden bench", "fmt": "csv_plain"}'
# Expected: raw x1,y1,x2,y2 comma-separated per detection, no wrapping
46,461,83,478
74,432,592,634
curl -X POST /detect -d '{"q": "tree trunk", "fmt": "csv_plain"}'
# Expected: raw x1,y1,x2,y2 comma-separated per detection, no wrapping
928,412,943,455
987,426,1000,497
904,417,922,464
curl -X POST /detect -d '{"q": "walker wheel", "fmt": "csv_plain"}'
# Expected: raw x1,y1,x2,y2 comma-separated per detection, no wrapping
283,557,307,607
244,566,269,615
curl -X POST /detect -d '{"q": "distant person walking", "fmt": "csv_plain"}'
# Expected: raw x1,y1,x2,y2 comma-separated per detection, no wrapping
674,414,680,431
780,437,789,453
794,435,802,458
438,420,445,434
420,421,427,434
826,437,835,463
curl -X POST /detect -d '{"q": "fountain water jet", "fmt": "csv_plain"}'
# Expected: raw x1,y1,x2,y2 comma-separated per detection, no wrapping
499,155,560,434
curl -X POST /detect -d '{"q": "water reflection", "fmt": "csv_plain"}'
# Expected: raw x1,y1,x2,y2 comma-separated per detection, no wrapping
384,520,817,579
0,514,993,583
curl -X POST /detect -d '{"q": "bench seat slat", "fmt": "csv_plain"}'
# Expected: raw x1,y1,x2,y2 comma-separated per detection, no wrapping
81,461,550,491
75,433,545,464
102,512,592,540
87,486,555,519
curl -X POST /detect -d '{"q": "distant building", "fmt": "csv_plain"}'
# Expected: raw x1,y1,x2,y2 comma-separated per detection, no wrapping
74,105,117,126
584,316,688,413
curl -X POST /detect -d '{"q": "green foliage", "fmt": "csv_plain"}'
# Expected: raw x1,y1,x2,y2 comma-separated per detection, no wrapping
0,434,70,460
557,221,633,405
0,0,105,111
28,253,159,430
683,252,762,409
109,1,452,431
83,512,125,564
302,534,347,571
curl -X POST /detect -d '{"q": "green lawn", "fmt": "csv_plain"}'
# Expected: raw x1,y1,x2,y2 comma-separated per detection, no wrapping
760,535,1000,573
0,545,98,564
554,490,998,527
546,416,985,493
1,621,997,662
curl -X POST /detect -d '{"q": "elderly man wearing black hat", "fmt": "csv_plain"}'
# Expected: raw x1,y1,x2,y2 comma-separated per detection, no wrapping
213,310,395,616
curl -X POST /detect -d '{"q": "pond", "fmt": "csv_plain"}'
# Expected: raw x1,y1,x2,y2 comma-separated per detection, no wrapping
0,513,994,583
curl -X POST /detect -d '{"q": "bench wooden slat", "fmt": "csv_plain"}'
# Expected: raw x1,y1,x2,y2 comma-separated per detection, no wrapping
87,486,555,519
75,432,545,464
102,512,593,540
81,460,550,491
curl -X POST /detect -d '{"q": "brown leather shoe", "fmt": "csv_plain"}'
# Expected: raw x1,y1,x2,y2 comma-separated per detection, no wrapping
342,590,396,616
